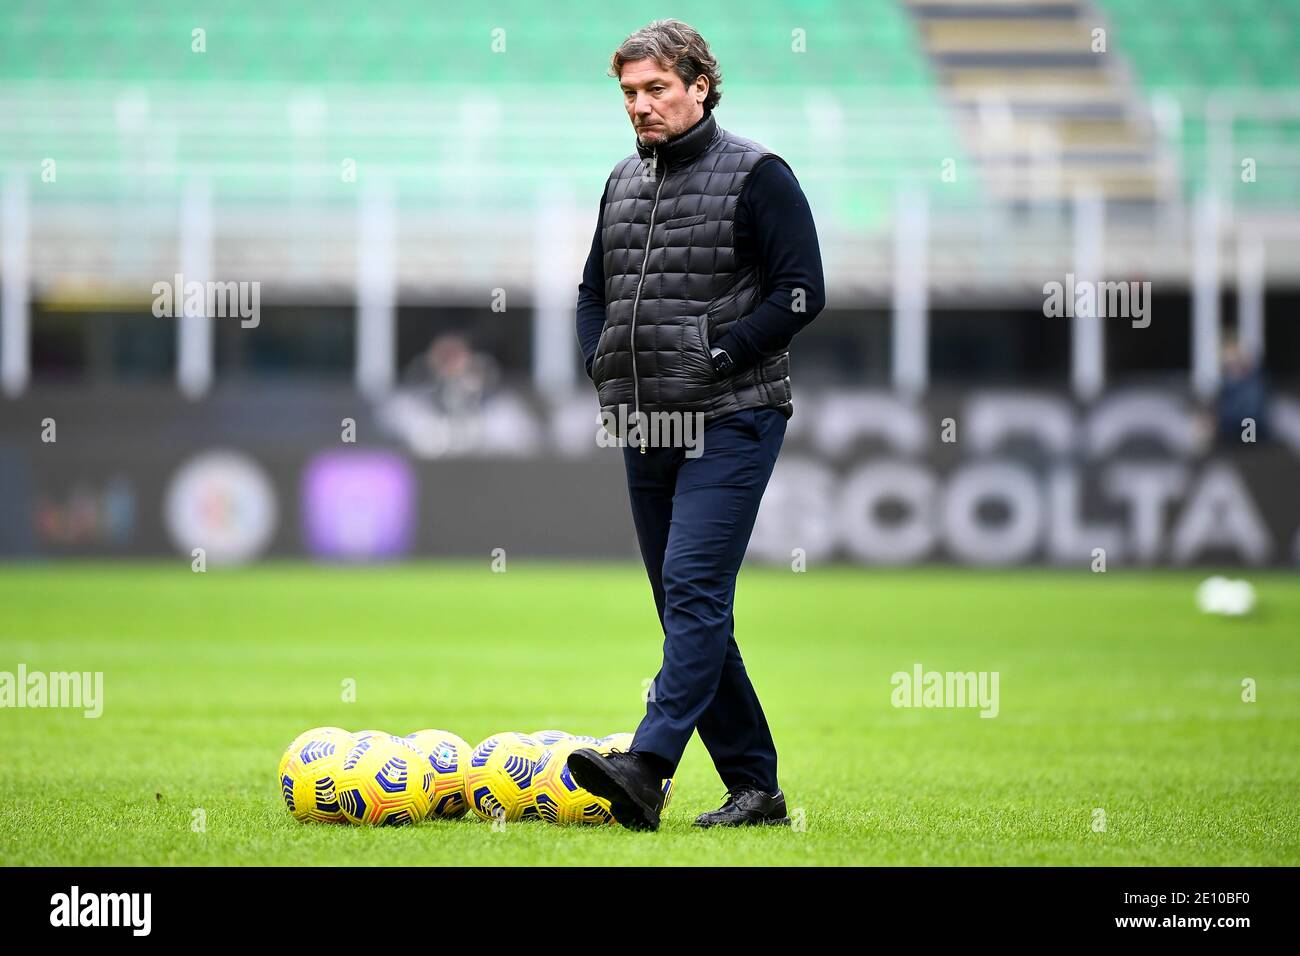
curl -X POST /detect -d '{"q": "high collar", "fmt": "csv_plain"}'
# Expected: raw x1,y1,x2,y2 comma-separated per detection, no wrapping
635,109,717,171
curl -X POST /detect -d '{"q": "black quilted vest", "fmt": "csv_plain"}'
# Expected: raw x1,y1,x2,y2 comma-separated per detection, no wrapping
591,110,793,449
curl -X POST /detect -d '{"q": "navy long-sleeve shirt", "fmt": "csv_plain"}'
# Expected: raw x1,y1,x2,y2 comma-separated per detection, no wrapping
575,147,826,381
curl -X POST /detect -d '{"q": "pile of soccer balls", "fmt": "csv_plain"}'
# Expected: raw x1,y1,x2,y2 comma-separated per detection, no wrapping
278,727,673,827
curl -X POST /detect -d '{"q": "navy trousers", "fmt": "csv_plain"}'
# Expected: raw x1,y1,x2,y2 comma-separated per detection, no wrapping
624,405,787,793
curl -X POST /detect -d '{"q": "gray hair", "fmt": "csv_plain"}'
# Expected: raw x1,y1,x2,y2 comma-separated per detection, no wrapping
609,19,722,113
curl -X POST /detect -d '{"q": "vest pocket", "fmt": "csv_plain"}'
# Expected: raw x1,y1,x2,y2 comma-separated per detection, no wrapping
660,213,706,231
695,313,715,375
667,314,715,398
591,321,617,388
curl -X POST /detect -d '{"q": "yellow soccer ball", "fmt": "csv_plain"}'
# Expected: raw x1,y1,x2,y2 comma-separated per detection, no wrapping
278,727,354,823
335,734,431,826
465,732,543,822
405,729,472,819
532,740,615,826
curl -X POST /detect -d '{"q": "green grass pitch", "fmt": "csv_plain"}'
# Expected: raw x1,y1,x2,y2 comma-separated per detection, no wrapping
1,562,1297,866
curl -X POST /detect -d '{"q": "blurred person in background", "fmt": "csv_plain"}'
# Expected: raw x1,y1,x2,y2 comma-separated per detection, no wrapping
1216,334,1270,446
402,332,501,417
379,332,505,457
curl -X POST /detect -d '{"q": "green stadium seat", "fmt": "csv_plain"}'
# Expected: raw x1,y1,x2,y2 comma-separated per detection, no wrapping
0,0,966,232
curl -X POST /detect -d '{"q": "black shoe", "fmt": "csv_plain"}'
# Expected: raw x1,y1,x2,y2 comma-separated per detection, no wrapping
565,749,664,831
693,787,790,828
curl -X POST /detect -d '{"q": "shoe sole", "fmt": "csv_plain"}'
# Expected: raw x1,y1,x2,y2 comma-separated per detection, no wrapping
566,749,661,832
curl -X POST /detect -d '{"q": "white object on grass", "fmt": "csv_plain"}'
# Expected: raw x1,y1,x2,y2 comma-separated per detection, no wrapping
1196,576,1257,617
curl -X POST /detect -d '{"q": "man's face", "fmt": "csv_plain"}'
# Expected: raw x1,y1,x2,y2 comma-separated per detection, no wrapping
619,58,707,147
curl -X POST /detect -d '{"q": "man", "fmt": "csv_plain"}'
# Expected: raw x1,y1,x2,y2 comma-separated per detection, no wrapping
566,19,825,831
1215,335,1269,445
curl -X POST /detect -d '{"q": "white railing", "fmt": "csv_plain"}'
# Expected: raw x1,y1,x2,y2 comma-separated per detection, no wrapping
1,82,1299,399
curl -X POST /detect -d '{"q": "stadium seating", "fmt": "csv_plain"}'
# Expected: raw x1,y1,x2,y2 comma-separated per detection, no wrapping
1098,0,1300,204
0,1,970,233
1,0,1297,302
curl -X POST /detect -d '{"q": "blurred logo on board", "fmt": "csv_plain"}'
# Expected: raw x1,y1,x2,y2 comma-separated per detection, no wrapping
301,450,416,560
164,450,278,564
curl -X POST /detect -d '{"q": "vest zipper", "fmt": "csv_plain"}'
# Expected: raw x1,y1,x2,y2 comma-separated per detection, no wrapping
630,147,666,454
